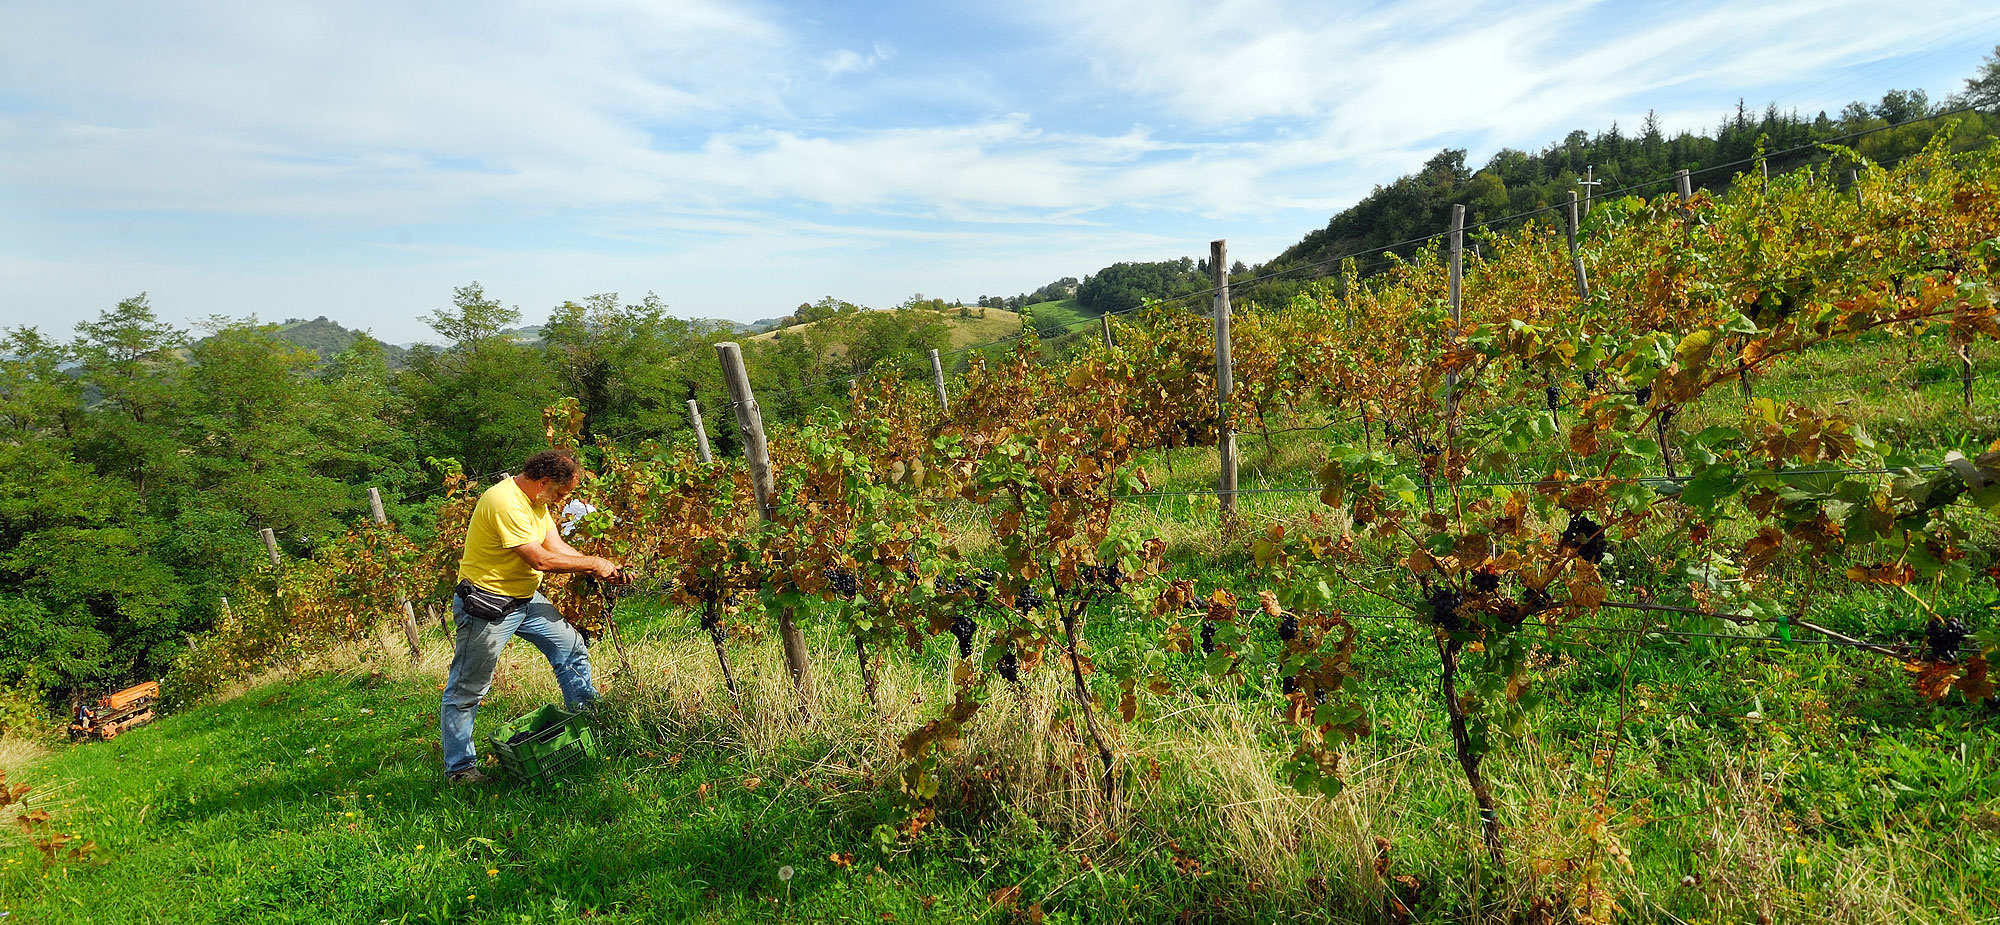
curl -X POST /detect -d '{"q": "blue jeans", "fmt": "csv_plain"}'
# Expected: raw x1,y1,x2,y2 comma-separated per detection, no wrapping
441,590,598,776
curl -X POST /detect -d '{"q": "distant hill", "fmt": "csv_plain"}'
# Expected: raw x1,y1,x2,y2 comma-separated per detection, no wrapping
749,306,1025,351
268,317,410,368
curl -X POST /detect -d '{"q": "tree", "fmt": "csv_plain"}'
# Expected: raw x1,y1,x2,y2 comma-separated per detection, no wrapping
423,282,519,346
1962,44,2000,112
1873,88,1931,124
1076,259,1204,316
541,292,725,444
70,295,190,502
400,284,559,476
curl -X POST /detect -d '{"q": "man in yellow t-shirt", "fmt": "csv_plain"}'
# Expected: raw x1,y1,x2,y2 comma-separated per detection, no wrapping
441,449,622,784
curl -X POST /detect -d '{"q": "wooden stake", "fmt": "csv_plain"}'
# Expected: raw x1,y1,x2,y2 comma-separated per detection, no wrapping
1760,158,1769,193
369,487,423,662
929,348,949,413
1446,205,1464,446
1212,240,1237,520
1100,315,1114,351
260,528,281,566
1851,168,1862,210
1674,169,1693,216
715,341,816,710
1960,341,1975,414
687,399,712,464
1565,191,1589,301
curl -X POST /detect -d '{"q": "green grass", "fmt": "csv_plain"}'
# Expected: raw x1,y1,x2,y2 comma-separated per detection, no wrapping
7,594,1997,923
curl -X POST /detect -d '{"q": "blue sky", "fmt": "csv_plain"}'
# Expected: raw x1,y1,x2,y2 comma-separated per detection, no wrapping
3,0,1998,345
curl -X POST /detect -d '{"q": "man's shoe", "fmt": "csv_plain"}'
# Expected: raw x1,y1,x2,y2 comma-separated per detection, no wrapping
446,767,490,785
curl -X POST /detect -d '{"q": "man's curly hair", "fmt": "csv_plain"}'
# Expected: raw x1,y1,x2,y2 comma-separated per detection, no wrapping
520,449,580,483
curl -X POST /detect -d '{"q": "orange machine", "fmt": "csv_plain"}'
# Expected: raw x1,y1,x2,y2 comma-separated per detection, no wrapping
68,681,160,741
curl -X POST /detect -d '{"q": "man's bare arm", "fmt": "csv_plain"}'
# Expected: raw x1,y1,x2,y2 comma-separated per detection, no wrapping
513,529,620,579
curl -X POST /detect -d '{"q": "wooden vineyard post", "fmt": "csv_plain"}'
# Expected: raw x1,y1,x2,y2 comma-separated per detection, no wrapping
258,528,306,672
1565,191,1589,301
715,341,816,712
687,399,713,464
1446,205,1464,446
1212,239,1237,521
369,487,424,662
1343,272,1355,330
1851,169,1863,210
1760,158,1769,193
1663,172,1694,475
1961,342,1976,414
929,348,949,413
1100,314,1114,351
1437,212,1505,866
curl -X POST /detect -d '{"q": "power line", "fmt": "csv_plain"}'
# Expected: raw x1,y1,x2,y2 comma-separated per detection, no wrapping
1108,464,1951,501
1183,601,1910,655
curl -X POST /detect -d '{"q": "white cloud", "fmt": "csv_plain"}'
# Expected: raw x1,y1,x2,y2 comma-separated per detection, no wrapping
825,40,896,76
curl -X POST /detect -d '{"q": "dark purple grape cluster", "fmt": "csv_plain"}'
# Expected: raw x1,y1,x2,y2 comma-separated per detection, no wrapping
1523,586,1553,612
1281,674,1300,695
1059,563,1126,601
950,614,978,659
1582,370,1599,391
1199,621,1217,655
824,567,859,599
1634,385,1653,406
1427,586,1465,631
997,648,1019,683
1544,385,1561,413
1561,514,1608,564
1278,612,1298,641
700,607,727,640
1471,571,1501,593
937,568,1000,605
1014,586,1045,613
1927,616,1971,663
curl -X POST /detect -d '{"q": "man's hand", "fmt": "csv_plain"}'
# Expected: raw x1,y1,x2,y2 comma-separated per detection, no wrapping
592,557,627,582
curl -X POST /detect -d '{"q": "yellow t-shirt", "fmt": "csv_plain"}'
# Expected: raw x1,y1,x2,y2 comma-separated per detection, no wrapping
457,478,556,598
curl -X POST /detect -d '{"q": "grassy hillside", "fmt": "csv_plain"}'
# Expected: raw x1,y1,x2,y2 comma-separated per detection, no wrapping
749,307,1025,352
3,580,1990,923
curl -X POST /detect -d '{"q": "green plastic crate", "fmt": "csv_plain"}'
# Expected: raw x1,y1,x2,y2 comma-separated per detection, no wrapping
488,704,599,786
